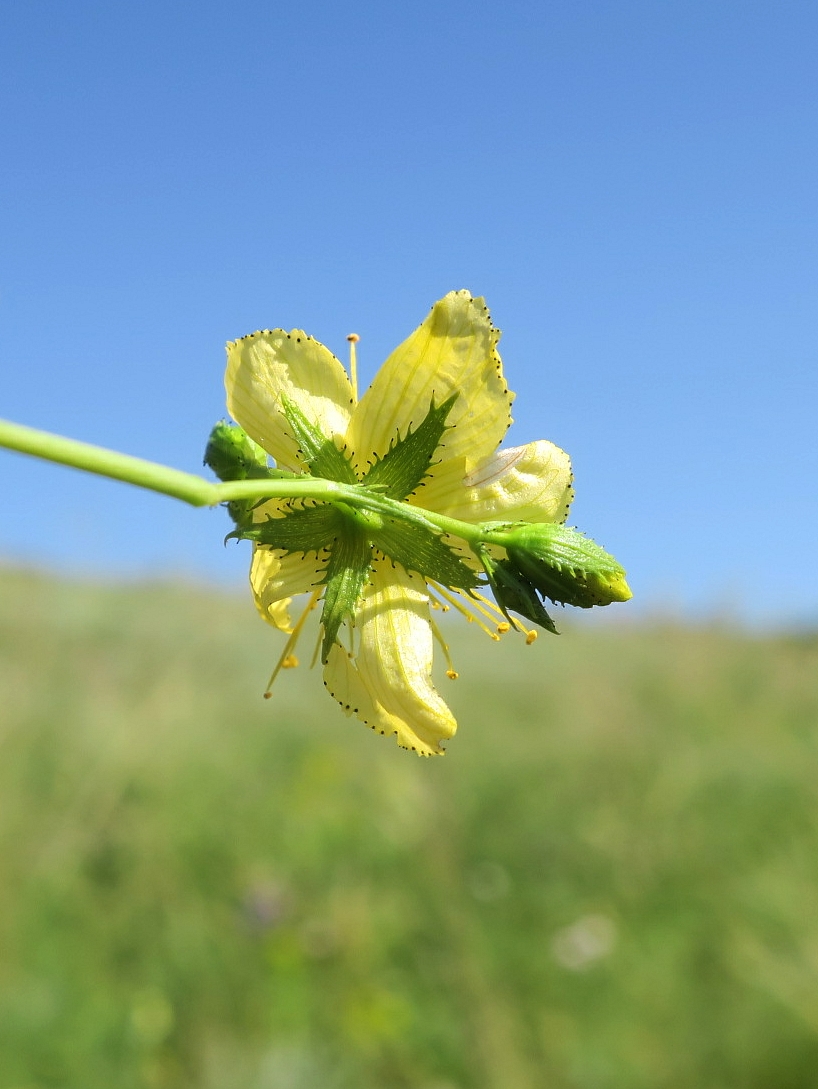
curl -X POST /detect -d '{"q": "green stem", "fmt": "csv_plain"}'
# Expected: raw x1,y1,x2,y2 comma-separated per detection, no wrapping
0,418,222,505
0,417,488,546
216,477,484,542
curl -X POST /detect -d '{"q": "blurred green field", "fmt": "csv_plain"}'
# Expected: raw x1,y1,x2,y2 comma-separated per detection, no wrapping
1,565,818,1089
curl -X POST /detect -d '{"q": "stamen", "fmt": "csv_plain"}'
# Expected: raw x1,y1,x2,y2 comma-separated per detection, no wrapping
470,589,509,623
347,333,360,402
429,582,500,641
263,589,321,697
468,589,516,635
429,582,538,644
428,612,459,678
470,588,537,640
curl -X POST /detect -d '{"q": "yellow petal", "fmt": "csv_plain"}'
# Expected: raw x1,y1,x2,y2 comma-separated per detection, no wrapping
322,559,456,756
419,440,574,525
250,545,326,629
226,329,355,471
249,547,291,630
249,497,292,523
347,291,512,474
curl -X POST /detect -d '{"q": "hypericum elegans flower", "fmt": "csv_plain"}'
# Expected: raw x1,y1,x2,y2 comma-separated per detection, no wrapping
207,290,630,756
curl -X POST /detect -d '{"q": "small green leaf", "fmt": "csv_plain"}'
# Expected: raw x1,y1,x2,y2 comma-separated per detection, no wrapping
320,529,372,661
362,393,458,499
281,396,357,484
238,503,342,553
371,519,480,589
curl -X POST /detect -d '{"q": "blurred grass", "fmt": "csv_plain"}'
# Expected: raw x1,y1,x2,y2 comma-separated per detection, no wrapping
1,565,818,1089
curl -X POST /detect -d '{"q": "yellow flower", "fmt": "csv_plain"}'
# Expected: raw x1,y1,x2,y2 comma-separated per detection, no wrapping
224,290,574,756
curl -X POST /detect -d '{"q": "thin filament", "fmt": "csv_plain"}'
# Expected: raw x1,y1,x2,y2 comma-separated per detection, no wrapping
264,589,322,697
428,581,500,641
470,588,537,642
428,613,459,679
467,589,514,633
346,333,360,402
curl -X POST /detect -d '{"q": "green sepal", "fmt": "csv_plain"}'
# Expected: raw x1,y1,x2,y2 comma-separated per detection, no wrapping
235,503,342,553
371,519,480,590
281,396,357,484
362,393,458,499
320,529,372,662
504,523,632,608
480,553,559,635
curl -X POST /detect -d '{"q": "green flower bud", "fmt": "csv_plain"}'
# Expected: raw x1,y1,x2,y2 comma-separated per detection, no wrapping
503,523,632,609
204,420,304,531
204,421,270,482
205,421,299,532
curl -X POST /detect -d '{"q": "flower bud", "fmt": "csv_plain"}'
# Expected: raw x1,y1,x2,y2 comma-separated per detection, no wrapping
503,523,632,608
204,421,269,482
205,422,294,532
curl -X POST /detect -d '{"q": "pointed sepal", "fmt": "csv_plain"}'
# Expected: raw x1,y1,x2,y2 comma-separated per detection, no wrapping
371,518,480,590
362,393,458,499
236,503,342,554
281,396,357,484
319,529,372,661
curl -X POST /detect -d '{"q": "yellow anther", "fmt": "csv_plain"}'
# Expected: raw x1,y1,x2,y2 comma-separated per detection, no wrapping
526,629,538,645
446,669,459,680
282,654,299,669
496,621,511,634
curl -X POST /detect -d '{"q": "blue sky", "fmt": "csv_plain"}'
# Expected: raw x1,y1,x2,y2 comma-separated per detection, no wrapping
1,0,816,625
